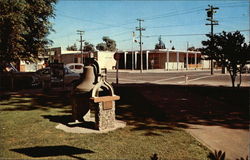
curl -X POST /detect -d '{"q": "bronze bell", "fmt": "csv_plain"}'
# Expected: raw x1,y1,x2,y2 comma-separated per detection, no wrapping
75,66,96,93
72,65,96,122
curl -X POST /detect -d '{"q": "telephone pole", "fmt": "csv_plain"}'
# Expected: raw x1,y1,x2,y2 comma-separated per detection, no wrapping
132,31,136,70
206,5,219,75
77,30,84,64
136,19,145,73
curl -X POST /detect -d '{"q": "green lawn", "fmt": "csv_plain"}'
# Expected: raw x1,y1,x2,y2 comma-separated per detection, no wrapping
0,89,210,159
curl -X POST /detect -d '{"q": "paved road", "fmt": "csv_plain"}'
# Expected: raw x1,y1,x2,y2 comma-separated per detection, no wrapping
106,69,250,87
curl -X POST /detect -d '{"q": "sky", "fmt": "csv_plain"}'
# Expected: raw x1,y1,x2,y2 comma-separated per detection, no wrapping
48,0,250,51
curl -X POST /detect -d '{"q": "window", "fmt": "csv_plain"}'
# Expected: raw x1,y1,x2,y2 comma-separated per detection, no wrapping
74,58,78,63
75,65,83,69
69,65,74,69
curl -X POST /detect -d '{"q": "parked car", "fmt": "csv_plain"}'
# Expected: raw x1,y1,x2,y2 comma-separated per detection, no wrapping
65,63,84,73
35,67,81,87
0,63,39,90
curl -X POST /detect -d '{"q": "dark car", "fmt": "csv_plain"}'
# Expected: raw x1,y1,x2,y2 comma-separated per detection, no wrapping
35,67,81,88
0,63,39,90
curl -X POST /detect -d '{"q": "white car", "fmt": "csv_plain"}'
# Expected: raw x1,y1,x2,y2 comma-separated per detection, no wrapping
65,63,84,73
242,64,250,73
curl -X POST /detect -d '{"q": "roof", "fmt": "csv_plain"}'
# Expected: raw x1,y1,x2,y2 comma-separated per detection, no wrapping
117,49,201,54
61,50,82,55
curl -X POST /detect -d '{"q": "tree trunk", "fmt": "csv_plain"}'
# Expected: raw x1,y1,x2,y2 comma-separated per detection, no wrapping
238,70,242,87
228,67,236,87
231,75,236,88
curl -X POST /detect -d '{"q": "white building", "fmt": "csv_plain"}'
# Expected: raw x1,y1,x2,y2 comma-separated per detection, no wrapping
115,49,210,70
60,50,116,70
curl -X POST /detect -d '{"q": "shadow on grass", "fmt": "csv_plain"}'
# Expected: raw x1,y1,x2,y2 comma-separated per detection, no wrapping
0,89,72,111
10,145,94,159
1,84,249,134
114,85,177,136
42,115,73,125
114,83,249,132
42,115,96,129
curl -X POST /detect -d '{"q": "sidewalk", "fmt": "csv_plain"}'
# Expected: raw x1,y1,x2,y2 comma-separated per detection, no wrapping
108,68,212,73
184,123,249,159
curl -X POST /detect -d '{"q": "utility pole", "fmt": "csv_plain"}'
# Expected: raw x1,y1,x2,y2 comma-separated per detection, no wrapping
132,31,136,70
136,19,145,73
77,30,84,64
206,5,219,75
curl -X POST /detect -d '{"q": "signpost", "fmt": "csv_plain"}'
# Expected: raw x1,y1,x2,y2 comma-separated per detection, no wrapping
113,53,120,84
49,63,65,87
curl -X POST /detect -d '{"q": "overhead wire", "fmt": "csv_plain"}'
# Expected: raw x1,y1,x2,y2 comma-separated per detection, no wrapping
52,2,249,47
142,29,250,38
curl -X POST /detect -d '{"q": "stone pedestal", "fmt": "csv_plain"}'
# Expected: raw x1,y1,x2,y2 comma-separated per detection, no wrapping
90,96,120,131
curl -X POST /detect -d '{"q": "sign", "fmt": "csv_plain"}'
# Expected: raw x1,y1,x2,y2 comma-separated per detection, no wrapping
49,63,64,84
113,53,120,60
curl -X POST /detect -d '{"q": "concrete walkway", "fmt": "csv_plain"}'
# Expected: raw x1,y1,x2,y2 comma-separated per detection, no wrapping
184,123,249,160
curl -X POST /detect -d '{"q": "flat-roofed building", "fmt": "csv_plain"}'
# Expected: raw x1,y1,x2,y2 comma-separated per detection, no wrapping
115,49,210,70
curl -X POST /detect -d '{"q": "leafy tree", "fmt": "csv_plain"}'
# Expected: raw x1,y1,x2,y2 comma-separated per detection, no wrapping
96,43,107,51
96,36,116,51
155,36,166,49
66,43,77,51
201,31,250,87
0,0,56,64
83,42,95,52
188,46,200,51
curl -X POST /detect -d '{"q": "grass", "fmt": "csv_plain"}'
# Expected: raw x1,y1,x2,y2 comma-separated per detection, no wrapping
0,89,211,159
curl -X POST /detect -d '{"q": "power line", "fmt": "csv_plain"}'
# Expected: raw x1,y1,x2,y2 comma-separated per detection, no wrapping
57,12,132,31
57,13,116,28
145,8,204,21
142,29,250,38
109,30,132,37
146,23,202,29
143,33,205,38
117,38,132,42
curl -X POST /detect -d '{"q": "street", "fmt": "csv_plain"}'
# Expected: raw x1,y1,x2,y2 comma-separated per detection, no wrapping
106,69,250,87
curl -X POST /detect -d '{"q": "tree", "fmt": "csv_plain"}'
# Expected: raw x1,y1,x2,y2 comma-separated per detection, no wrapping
201,31,250,87
83,42,95,52
66,43,77,51
96,36,116,51
188,46,200,51
155,36,166,49
0,0,56,64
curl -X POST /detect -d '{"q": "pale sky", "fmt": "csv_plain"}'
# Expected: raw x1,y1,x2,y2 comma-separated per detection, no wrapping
48,0,249,51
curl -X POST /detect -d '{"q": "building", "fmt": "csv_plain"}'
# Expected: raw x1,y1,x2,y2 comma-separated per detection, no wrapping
19,47,61,72
18,48,117,71
60,50,116,70
115,49,210,70
18,47,210,72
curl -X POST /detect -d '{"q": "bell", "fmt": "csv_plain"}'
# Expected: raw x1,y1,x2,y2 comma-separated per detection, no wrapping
75,66,95,93
72,65,96,122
